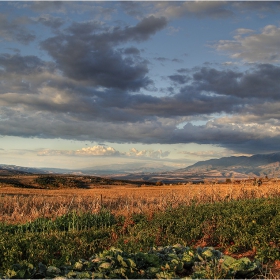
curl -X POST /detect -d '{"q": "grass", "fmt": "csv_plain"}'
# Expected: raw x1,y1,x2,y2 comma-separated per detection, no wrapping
1,181,280,278
1,181,280,223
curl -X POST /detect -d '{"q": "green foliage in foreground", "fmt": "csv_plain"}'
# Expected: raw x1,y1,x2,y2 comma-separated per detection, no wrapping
2,208,116,234
1,197,280,277
0,245,260,279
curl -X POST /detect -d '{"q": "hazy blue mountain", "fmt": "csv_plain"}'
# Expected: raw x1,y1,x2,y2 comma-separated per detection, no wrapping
42,163,176,175
110,152,280,183
0,164,49,174
1,152,280,183
0,162,176,176
179,152,280,176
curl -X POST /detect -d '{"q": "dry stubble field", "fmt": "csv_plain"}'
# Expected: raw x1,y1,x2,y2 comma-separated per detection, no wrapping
1,180,280,224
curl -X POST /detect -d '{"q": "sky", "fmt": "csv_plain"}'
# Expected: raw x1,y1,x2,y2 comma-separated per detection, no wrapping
1,1,280,170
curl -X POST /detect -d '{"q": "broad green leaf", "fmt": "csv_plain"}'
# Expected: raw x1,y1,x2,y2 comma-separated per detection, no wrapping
5,269,17,279
125,258,136,268
171,258,179,265
182,252,194,265
73,261,83,271
17,269,26,279
92,272,105,279
176,261,184,272
201,248,214,259
46,266,61,277
117,254,123,263
99,262,111,269
66,271,77,278
221,255,236,269
76,271,91,279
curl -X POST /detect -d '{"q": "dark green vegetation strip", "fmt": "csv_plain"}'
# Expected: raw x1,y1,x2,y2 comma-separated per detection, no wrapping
1,197,280,278
1,245,261,279
2,209,116,233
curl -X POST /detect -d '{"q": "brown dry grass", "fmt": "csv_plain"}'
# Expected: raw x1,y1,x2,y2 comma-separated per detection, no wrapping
1,180,280,224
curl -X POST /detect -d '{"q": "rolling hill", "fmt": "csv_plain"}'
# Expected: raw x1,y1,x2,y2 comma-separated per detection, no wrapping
1,152,280,183
110,152,280,183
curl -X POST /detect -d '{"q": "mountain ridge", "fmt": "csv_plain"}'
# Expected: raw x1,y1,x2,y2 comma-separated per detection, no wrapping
179,152,280,172
1,152,280,183
110,152,280,183
0,162,176,176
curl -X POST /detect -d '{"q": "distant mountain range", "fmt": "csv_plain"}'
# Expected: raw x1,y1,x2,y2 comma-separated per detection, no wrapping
1,152,280,183
0,162,176,176
110,152,280,183
177,152,280,178
0,164,49,175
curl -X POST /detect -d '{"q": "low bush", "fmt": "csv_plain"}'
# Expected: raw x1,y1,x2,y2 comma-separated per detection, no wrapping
1,197,280,277
0,245,261,279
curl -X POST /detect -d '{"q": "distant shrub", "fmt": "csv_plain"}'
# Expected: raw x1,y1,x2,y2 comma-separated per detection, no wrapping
33,175,86,188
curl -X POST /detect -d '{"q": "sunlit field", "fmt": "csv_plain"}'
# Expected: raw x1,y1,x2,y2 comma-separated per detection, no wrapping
1,180,280,224
2,180,280,278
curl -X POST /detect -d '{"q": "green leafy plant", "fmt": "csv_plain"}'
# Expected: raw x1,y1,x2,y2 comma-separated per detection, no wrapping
1,245,261,279
1,197,280,277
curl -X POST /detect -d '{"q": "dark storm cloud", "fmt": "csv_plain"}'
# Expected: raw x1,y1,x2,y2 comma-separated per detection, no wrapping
168,74,190,85
122,47,141,56
35,15,64,29
1,105,280,155
191,64,280,100
1,43,280,121
0,2,280,156
40,16,167,91
0,65,279,154
152,90,240,117
60,15,167,47
0,14,35,44
0,53,51,75
222,138,280,155
43,44,151,91
131,16,167,41
2,50,280,123
117,63,280,119
173,121,280,154
65,21,104,36
0,53,56,94
30,1,64,12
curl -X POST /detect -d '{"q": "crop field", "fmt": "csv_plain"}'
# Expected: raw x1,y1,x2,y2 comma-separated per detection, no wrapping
1,179,280,278
1,180,280,223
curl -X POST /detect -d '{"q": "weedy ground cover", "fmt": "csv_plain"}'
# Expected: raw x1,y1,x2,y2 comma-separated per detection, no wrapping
1,196,280,278
1,245,261,279
1,181,280,223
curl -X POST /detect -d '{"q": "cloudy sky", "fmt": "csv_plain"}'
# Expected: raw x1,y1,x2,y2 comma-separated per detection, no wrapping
1,1,280,170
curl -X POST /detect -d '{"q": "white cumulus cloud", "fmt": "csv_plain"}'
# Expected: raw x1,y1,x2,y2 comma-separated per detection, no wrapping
37,145,170,159
214,24,280,63
76,145,121,156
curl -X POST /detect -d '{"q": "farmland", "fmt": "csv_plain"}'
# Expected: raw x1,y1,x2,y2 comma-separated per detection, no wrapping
1,175,280,278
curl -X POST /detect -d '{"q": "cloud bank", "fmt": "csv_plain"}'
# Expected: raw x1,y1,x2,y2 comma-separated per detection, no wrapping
0,2,280,157
215,25,280,63
37,145,170,159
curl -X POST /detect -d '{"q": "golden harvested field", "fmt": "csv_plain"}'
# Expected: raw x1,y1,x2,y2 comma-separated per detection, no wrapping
1,180,280,224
